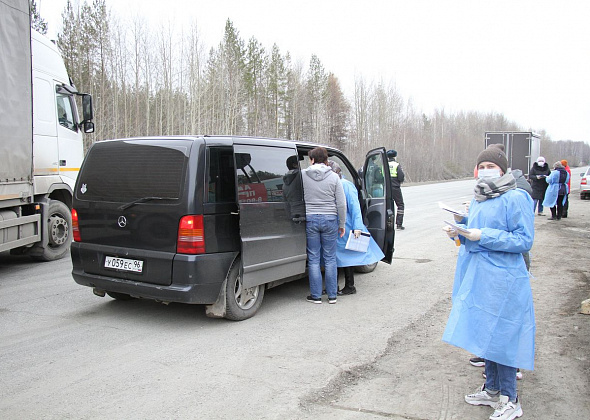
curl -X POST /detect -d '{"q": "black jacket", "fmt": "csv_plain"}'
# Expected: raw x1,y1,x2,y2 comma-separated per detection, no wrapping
529,162,551,200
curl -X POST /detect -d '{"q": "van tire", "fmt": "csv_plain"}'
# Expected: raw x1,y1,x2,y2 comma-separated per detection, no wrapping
31,200,72,261
106,291,134,301
355,262,378,273
225,258,265,321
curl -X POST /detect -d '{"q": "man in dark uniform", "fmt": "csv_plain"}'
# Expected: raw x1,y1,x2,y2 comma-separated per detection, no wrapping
387,149,405,230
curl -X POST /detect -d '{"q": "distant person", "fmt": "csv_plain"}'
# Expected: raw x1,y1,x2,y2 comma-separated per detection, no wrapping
282,155,305,220
561,160,571,218
529,156,550,216
302,147,346,304
442,144,534,420
543,161,569,221
327,161,384,295
386,149,405,230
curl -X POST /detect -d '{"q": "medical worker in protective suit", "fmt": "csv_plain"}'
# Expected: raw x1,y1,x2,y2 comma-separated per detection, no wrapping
327,161,384,295
442,144,534,420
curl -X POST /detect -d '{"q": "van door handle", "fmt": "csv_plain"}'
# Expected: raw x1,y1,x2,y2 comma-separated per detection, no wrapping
231,212,239,215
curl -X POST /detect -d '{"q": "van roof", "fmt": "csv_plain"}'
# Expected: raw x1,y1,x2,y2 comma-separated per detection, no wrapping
97,135,343,154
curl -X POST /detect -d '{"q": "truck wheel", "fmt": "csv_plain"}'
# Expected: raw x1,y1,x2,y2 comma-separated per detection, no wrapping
224,258,264,321
31,200,72,261
106,291,134,301
355,262,378,273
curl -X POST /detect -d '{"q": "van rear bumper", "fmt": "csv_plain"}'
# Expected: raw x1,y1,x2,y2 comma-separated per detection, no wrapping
71,243,238,304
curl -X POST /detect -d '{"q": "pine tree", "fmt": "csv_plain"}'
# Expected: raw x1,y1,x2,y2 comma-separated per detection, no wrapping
30,0,48,34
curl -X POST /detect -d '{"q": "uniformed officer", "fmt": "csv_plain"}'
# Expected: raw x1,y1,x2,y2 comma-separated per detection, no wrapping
387,149,405,230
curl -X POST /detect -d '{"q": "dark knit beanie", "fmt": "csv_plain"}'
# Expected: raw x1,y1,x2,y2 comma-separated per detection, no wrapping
476,144,508,174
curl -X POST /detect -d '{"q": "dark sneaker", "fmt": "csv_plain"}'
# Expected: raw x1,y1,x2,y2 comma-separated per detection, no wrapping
328,296,337,304
338,286,357,295
465,384,500,407
396,225,405,230
469,357,485,367
306,295,322,304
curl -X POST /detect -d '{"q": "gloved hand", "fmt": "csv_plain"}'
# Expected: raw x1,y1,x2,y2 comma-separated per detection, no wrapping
442,226,458,239
353,229,362,238
453,214,464,223
462,228,481,241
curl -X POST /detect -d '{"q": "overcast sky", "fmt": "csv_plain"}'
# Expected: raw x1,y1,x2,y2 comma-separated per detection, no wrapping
39,0,590,144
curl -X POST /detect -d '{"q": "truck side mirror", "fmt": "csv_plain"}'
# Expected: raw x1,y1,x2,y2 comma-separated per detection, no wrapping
82,94,93,122
83,121,95,134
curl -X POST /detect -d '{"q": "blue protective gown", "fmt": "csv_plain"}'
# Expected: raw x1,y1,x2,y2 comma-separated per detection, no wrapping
442,188,536,370
542,169,569,208
336,179,384,267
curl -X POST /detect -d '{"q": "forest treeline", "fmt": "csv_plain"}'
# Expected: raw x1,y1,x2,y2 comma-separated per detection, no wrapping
44,0,590,181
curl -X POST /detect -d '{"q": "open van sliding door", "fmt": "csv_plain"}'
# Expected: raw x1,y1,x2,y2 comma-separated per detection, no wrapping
234,144,307,289
363,147,395,264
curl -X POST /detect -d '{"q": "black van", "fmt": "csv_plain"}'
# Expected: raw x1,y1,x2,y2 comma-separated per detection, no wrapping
71,136,395,320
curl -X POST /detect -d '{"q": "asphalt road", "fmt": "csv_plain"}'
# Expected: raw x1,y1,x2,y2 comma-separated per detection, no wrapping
1,169,588,419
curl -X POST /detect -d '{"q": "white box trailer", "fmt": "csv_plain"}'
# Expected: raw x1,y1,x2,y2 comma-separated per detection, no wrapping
0,0,94,260
485,132,540,177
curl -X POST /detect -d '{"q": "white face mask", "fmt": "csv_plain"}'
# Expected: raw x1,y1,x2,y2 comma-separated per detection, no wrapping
478,168,502,180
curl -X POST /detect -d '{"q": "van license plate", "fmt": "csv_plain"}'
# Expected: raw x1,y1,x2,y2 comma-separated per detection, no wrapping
104,256,143,273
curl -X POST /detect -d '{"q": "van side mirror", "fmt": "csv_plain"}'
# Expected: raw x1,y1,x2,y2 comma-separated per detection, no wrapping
83,121,95,134
82,94,93,121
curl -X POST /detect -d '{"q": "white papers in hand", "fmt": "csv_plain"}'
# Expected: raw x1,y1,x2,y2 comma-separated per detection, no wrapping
438,202,466,217
345,231,370,253
444,220,470,235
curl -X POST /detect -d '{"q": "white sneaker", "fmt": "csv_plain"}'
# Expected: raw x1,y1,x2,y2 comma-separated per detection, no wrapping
516,369,523,380
465,384,500,407
489,395,523,420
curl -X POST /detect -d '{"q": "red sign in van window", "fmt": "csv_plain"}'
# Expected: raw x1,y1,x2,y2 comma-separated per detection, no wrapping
238,183,268,203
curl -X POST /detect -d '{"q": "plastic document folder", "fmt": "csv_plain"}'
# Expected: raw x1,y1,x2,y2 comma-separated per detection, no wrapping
345,231,371,253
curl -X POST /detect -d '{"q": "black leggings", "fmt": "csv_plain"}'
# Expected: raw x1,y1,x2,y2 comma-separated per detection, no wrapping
551,195,565,219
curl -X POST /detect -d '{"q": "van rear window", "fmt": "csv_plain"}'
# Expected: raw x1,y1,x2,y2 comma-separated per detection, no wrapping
77,141,189,202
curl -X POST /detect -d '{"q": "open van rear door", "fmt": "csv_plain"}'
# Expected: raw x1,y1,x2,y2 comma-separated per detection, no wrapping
363,147,395,263
234,144,307,289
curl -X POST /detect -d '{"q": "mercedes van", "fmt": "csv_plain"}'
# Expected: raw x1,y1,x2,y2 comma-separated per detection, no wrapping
71,136,395,320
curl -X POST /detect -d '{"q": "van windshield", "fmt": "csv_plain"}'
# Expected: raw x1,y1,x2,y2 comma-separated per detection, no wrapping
76,140,190,202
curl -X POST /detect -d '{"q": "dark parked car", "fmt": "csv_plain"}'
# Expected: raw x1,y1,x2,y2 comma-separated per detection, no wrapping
71,136,395,320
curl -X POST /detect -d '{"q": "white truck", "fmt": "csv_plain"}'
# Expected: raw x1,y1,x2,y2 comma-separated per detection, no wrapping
0,0,94,260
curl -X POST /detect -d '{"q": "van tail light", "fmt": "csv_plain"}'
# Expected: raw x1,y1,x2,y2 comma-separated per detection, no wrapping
582,177,587,185
72,208,81,242
177,215,205,254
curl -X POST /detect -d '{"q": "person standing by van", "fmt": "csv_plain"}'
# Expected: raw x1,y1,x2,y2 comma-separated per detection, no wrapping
327,161,384,295
302,147,346,304
386,150,405,230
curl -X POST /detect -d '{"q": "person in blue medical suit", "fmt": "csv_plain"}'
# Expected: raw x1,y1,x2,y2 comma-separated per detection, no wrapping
327,161,384,295
442,144,535,420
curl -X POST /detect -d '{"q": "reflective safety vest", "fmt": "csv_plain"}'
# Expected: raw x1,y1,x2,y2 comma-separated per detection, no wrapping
388,161,399,178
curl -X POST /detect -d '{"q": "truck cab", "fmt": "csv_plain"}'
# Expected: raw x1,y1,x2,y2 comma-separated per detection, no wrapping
0,0,93,261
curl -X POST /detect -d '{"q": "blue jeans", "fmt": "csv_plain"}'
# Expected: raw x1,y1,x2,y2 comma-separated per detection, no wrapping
484,360,517,402
533,198,543,214
306,214,338,299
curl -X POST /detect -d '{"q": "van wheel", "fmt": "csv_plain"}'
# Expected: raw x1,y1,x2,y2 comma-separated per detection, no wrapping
106,291,134,301
225,258,265,321
354,262,378,273
31,200,72,261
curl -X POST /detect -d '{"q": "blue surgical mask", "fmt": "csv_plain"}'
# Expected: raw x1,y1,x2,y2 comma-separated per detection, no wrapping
478,168,501,180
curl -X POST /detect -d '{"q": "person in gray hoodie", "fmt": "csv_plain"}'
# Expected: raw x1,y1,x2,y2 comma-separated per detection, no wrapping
302,147,346,304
